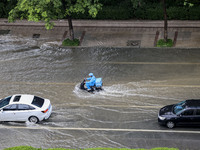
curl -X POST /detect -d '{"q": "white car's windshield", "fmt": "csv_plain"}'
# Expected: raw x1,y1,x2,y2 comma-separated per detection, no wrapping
173,101,186,114
0,96,11,109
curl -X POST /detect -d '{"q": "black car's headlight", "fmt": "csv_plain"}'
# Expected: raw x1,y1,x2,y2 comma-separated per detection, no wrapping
158,115,166,120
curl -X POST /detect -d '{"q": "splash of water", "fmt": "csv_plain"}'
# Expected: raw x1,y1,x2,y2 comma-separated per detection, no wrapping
73,81,178,101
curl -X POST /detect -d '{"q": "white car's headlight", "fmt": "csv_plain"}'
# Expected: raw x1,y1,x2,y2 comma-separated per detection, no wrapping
158,115,166,120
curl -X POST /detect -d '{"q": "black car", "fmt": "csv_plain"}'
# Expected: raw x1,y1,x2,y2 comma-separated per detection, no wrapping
158,99,200,128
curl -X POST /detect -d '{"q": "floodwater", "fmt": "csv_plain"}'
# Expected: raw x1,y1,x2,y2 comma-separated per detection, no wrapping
0,35,200,149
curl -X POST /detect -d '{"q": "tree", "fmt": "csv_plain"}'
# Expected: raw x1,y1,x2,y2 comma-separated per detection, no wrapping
131,0,143,9
162,0,168,42
184,0,199,6
0,0,17,18
8,0,102,40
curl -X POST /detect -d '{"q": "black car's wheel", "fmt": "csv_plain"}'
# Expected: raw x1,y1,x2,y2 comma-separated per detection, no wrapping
29,116,39,124
166,121,175,129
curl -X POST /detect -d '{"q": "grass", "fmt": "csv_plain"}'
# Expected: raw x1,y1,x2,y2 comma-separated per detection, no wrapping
62,38,80,46
3,146,179,150
156,39,173,47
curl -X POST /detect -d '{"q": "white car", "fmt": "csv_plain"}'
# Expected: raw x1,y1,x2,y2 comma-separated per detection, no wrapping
0,94,52,123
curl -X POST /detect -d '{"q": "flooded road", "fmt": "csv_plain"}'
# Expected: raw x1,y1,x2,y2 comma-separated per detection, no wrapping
0,35,200,150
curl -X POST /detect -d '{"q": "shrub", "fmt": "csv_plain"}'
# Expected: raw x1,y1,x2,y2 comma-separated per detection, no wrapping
72,6,133,20
145,7,163,20
134,4,200,20
156,39,173,47
167,7,188,20
96,6,133,20
62,38,80,46
134,4,163,20
188,6,200,20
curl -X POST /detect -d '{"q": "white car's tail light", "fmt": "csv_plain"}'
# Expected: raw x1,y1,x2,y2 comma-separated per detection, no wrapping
42,108,48,113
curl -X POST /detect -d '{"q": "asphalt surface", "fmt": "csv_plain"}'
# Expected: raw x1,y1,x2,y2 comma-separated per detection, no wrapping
0,35,200,149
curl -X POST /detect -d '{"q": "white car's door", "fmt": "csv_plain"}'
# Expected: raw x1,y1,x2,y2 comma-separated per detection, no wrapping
14,104,35,121
0,104,18,121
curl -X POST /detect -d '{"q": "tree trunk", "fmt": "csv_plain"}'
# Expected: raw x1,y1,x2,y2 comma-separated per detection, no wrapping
60,0,75,40
162,0,168,42
67,15,74,40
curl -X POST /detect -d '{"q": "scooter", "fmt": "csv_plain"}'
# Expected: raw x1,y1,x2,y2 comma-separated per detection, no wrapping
80,78,103,92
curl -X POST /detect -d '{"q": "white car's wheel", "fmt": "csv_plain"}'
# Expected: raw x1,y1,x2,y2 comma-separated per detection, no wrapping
29,116,39,124
166,121,175,129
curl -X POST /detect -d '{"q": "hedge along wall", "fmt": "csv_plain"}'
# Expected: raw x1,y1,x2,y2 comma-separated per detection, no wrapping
134,5,200,20
1,0,200,20
72,5,200,20
0,0,17,18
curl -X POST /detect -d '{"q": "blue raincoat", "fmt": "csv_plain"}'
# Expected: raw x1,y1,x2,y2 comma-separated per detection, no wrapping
86,75,96,90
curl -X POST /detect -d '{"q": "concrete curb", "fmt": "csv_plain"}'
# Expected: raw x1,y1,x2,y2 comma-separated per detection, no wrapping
1,19,200,28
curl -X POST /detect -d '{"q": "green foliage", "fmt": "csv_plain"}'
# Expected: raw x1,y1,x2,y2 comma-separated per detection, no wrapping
8,0,102,30
4,146,42,150
131,0,144,9
183,0,199,7
71,0,133,20
3,0,200,20
151,148,179,150
96,0,133,19
133,3,200,20
188,6,200,19
96,6,133,20
62,38,80,46
3,146,180,150
156,39,173,47
66,0,102,18
134,4,163,20
0,0,17,18
8,0,63,29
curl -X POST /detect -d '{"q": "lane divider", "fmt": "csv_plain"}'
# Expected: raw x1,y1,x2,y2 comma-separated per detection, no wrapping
59,104,162,108
0,81,76,86
0,126,200,134
105,62,200,65
0,81,200,88
1,59,200,65
149,84,200,88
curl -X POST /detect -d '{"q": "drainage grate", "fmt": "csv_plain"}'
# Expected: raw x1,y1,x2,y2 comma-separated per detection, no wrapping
32,34,40,38
127,40,141,47
0,30,10,35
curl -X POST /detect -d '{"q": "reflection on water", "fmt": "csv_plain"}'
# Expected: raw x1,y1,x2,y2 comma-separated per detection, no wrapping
0,35,200,149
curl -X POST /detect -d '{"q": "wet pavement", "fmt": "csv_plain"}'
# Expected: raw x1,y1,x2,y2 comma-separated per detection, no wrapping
0,35,200,149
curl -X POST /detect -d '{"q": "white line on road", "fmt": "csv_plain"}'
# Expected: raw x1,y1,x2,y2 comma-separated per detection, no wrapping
0,126,200,134
61,104,162,108
0,81,200,88
106,62,200,65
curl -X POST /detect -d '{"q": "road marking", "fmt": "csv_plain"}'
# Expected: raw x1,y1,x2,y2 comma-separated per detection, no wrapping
149,84,200,88
2,59,200,65
60,104,162,109
0,81,76,86
0,126,200,134
105,62,200,65
0,81,200,88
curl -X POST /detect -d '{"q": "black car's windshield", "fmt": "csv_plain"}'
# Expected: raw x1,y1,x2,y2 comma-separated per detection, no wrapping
173,101,186,114
0,96,11,109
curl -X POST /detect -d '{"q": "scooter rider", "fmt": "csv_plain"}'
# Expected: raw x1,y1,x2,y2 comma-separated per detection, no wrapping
85,73,96,91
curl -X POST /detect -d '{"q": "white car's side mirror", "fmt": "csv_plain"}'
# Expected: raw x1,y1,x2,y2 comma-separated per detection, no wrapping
0,109,3,112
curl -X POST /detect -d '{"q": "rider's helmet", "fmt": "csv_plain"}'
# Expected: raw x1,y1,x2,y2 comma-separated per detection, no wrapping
89,73,93,77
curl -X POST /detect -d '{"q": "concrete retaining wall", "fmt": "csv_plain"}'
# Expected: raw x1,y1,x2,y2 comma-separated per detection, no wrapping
0,19,200,48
